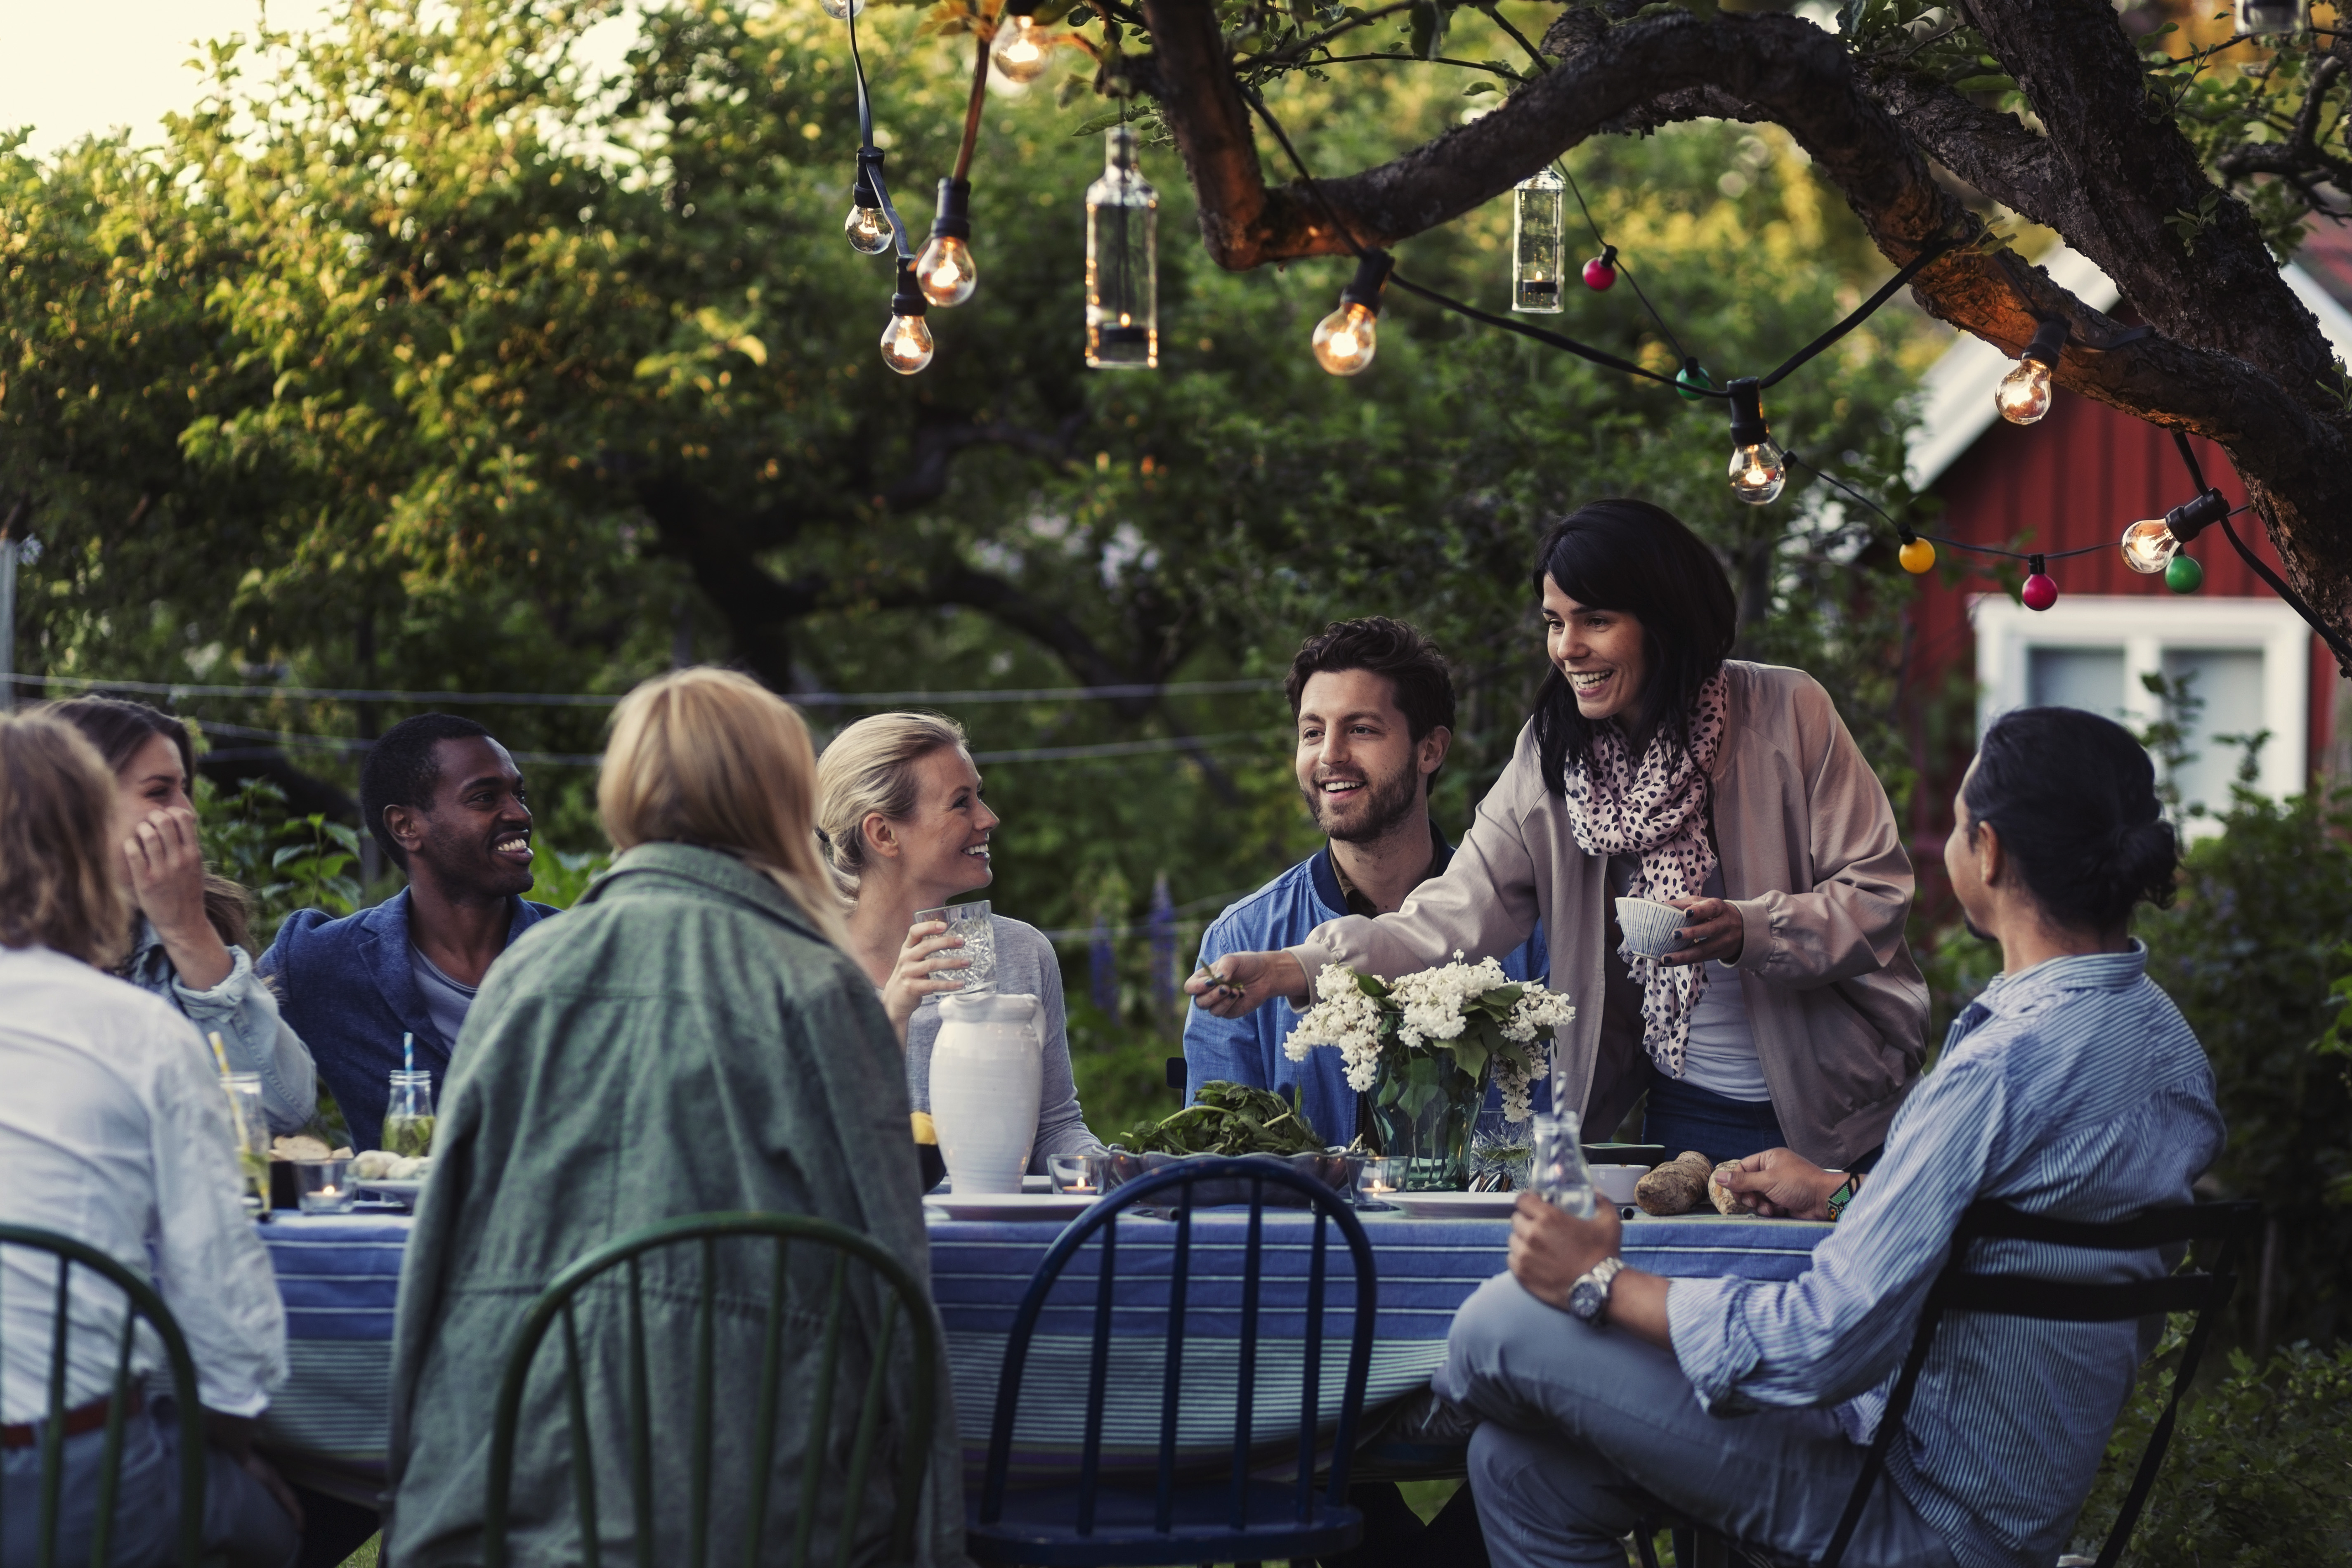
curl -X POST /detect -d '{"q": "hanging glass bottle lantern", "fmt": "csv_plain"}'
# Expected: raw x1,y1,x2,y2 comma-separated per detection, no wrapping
1086,125,1157,370
2234,0,2306,34
1511,168,1565,314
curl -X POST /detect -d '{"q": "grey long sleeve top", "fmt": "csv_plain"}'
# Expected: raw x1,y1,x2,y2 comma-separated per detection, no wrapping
902,915,1098,1170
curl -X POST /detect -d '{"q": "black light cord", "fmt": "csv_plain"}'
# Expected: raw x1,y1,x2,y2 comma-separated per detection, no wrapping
845,1,914,261
1558,158,1690,366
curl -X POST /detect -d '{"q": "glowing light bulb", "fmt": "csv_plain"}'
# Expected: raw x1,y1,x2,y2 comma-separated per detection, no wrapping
1729,441,1787,505
880,312,934,374
2120,517,2179,575
914,235,976,307
1995,358,2053,425
1898,538,1936,574
991,13,1053,83
1313,302,1379,376
1723,377,1784,504
844,203,893,254
881,259,934,375
819,0,866,18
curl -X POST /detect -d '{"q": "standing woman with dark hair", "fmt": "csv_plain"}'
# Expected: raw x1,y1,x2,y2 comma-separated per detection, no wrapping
1190,499,1927,1172
46,697,318,1133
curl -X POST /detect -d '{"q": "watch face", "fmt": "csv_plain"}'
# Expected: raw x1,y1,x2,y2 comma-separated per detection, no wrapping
1569,1278,1605,1322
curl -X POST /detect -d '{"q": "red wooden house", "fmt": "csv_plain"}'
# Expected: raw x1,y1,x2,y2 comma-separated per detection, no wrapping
1896,243,2348,860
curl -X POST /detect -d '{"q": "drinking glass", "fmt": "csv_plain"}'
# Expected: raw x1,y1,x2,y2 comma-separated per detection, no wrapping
384,1070,437,1157
1358,1157,1408,1206
295,1157,357,1214
1530,1112,1597,1219
914,901,997,995
221,1072,269,1217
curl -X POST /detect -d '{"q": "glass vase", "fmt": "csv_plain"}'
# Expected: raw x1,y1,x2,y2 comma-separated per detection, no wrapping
1365,1041,1486,1190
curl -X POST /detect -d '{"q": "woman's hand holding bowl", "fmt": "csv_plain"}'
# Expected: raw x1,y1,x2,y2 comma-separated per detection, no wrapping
880,919,968,1030
1662,895,1743,967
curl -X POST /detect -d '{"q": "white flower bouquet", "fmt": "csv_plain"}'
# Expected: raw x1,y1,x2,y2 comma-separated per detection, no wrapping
1284,954,1574,1184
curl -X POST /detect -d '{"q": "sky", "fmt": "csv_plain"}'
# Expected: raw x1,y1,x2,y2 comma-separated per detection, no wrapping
0,0,339,157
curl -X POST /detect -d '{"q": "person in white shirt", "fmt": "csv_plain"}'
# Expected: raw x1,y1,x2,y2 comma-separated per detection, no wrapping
0,712,301,1568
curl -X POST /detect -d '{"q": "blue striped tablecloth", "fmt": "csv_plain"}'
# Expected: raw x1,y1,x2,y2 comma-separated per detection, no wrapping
256,1208,1829,1498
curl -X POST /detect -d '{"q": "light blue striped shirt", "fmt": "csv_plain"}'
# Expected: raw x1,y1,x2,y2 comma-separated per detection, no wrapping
1665,942,2223,1568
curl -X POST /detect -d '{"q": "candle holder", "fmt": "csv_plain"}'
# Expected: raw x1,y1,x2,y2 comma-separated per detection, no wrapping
295,1157,357,1214
1357,1157,1407,1209
1048,1151,1113,1196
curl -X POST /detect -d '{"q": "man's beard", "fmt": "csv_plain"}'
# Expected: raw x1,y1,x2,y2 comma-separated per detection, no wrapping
1303,759,1424,845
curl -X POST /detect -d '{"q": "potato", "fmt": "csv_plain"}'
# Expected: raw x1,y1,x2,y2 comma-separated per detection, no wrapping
1634,1150,1713,1216
1710,1161,1757,1215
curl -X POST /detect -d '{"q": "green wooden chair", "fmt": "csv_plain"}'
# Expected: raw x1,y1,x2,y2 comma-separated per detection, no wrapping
483,1211,941,1568
0,1223,208,1568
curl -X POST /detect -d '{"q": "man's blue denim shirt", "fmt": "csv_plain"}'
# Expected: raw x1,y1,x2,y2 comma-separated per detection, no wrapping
1182,824,1547,1145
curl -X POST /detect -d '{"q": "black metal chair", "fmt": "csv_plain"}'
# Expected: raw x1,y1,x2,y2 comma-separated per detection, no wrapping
1633,1198,2260,1568
965,1155,1379,1567
0,1223,209,1568
482,1210,941,1568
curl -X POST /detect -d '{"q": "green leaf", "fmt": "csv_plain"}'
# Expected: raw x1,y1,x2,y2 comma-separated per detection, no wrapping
1462,80,1497,96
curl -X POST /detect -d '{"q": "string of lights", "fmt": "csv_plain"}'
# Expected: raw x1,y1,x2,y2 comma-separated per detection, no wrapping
0,671,1283,707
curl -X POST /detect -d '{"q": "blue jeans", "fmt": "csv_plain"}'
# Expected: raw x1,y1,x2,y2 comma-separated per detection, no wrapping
1435,1274,1958,1568
1642,1070,1787,1167
0,1404,299,1568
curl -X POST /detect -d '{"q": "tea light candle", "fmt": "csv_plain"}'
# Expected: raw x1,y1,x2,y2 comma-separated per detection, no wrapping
1048,1153,1104,1195
295,1157,357,1214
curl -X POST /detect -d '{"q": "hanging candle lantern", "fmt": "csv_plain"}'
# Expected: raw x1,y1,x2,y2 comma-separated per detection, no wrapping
1085,125,1158,369
2234,0,2307,33
1510,168,1566,314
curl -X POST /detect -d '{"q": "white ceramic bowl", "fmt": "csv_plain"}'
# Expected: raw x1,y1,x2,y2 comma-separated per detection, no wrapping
1614,897,1689,959
1590,1164,1647,1207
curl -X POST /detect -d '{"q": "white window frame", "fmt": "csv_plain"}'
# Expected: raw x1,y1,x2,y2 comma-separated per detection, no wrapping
1970,594,2310,806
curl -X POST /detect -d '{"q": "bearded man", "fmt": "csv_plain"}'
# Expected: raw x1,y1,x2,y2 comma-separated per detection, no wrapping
1183,617,1547,1145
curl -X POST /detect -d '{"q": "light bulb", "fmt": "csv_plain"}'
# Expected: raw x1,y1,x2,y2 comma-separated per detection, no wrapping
843,203,893,255
880,312,934,375
1898,538,1936,574
990,14,1053,83
2234,0,2306,33
2166,554,2204,594
2021,571,2058,612
1312,302,1379,376
1729,441,1787,505
819,0,866,18
1995,357,2053,425
2120,517,2179,574
914,234,976,307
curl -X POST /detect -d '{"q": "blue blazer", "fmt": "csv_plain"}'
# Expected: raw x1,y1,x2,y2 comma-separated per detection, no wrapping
258,888,557,1151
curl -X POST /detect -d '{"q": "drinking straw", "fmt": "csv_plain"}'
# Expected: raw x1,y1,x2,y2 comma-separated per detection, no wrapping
209,1030,258,1173
403,1032,413,1076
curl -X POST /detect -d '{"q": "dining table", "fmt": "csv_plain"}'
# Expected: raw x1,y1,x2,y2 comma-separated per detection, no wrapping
253,1202,1832,1508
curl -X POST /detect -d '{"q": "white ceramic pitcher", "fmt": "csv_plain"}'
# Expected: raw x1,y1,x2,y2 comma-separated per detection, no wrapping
927,991,1044,1195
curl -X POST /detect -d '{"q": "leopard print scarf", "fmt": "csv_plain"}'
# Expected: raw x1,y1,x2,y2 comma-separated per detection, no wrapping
1559,670,1731,1077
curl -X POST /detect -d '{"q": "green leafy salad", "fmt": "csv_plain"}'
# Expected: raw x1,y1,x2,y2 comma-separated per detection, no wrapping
1116,1081,1325,1157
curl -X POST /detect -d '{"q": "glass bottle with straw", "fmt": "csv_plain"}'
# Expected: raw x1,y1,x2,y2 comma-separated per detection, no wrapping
209,1031,270,1216
384,1032,437,1158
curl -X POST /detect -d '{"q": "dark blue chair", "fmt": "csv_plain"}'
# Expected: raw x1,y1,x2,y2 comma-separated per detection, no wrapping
965,1156,1378,1567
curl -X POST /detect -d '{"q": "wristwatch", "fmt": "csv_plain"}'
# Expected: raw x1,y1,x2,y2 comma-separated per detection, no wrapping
1568,1255,1627,1325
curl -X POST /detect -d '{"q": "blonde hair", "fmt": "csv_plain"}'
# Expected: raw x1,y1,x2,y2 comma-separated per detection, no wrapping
813,712,971,900
598,668,850,949
0,713,132,968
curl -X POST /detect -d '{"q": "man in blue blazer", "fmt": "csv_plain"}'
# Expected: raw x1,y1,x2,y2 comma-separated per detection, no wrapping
260,713,557,1150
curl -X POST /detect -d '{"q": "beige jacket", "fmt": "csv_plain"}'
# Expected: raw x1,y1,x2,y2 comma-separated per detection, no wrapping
1285,661,1927,1168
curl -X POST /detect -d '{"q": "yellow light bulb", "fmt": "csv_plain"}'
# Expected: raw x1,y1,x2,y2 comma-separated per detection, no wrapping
989,14,1053,83
879,312,935,375
2119,518,2178,574
1898,538,1936,575
1996,357,2054,425
1728,441,1787,505
914,234,976,307
1312,301,1379,376
843,203,893,255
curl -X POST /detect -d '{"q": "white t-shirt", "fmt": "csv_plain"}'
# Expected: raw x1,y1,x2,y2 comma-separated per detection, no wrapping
1609,858,1770,1103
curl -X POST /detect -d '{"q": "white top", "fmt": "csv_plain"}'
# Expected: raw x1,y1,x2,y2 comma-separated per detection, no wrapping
0,944,286,1420
1683,958,1769,1102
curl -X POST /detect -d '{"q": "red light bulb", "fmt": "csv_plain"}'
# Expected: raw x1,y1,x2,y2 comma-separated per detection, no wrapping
1582,255,1617,291
2021,557,2058,612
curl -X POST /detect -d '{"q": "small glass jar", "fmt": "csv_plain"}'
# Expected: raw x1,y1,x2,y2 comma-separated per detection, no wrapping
383,1070,437,1157
295,1157,357,1214
220,1072,269,1216
1048,1151,1115,1195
